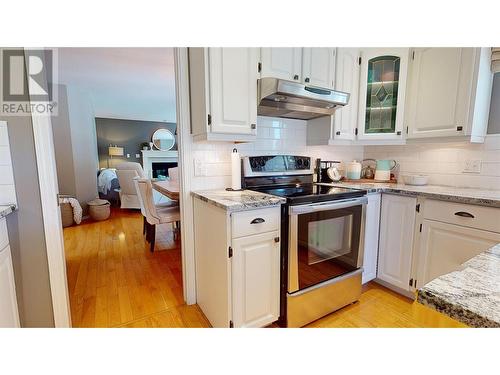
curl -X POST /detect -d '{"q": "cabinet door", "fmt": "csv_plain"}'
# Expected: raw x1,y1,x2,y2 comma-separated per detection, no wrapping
406,48,475,139
333,48,360,141
302,48,336,89
357,48,409,140
362,193,381,284
377,194,416,291
231,230,280,328
208,48,259,135
417,220,500,287
260,48,302,82
0,245,20,328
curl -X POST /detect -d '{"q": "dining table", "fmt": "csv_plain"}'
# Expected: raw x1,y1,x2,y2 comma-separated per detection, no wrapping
152,179,180,201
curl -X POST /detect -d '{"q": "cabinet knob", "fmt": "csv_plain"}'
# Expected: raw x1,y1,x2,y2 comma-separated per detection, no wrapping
274,237,280,243
396,131,402,136
251,124,256,130
293,74,299,80
336,131,341,136
304,77,310,83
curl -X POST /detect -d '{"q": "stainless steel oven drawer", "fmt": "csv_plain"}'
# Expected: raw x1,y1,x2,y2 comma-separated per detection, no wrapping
286,268,362,327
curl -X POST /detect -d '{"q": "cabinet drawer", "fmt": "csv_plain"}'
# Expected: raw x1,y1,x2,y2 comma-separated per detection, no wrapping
0,218,8,252
231,207,280,239
423,199,500,233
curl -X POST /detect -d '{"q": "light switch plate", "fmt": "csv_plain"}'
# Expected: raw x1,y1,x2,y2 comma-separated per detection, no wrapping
463,160,481,174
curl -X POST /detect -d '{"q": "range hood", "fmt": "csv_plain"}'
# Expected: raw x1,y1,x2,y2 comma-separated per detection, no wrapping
257,77,350,120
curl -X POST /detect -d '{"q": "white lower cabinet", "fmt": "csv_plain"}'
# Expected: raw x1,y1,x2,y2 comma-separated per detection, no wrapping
417,220,500,287
377,194,417,293
231,231,280,328
362,193,380,284
194,198,281,328
0,217,20,328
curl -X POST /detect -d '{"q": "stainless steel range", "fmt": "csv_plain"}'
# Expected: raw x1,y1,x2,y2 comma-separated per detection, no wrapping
242,155,367,327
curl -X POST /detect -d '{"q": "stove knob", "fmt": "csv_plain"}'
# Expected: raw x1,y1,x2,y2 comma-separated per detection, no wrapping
258,157,266,167
304,158,310,168
250,159,259,168
296,158,303,167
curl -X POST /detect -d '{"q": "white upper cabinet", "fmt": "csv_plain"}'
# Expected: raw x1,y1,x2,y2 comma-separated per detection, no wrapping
260,48,302,82
189,47,259,142
406,48,493,142
302,48,336,89
377,194,416,292
333,48,360,141
357,48,409,142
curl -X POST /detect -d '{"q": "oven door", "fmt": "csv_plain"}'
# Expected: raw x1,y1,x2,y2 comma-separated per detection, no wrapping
288,197,367,293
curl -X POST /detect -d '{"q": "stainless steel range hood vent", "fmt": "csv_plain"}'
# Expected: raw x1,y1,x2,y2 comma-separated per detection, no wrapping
257,77,350,120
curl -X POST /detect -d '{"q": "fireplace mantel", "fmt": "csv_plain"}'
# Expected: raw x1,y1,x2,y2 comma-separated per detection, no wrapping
141,150,178,179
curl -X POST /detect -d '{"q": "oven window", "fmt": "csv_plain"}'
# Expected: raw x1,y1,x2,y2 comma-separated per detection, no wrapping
297,206,362,290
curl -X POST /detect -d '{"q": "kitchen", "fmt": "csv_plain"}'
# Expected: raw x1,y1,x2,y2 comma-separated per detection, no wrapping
2,0,500,373
188,47,500,328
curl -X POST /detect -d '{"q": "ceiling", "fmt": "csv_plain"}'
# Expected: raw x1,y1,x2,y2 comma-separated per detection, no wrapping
57,48,176,123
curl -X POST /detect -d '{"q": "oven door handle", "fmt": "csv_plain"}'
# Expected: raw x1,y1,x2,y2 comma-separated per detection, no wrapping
289,197,368,215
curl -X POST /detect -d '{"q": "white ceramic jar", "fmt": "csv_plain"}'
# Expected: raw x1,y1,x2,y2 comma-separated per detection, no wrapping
346,160,362,180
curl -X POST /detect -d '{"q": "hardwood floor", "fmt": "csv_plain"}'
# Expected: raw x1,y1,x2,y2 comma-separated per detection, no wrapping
64,207,210,328
64,208,465,328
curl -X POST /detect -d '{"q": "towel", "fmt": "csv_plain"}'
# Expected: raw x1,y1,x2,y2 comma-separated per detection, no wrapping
60,197,83,224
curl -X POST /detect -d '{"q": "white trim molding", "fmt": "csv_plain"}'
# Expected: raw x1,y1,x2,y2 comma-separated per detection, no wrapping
174,48,197,305
26,50,72,327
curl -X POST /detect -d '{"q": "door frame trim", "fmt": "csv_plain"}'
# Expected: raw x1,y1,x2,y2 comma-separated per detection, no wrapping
174,47,196,304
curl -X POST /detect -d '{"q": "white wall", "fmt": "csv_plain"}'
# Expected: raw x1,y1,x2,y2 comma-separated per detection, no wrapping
364,135,500,189
190,116,364,190
0,121,17,205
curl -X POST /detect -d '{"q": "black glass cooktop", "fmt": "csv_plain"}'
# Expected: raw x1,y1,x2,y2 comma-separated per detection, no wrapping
253,183,366,205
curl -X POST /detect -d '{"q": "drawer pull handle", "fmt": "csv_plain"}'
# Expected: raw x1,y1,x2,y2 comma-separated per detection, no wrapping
454,211,475,219
250,218,265,224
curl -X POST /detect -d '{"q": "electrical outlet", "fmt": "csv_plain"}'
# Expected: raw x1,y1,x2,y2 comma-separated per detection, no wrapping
463,160,481,174
135,154,140,158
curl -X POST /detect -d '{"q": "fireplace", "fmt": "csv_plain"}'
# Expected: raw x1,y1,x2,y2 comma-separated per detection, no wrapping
152,161,178,179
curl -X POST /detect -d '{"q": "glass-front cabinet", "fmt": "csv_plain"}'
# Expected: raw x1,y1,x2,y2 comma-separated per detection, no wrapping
357,48,409,141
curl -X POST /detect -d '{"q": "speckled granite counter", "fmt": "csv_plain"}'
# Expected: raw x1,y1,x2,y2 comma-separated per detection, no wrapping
417,243,500,328
192,190,286,212
318,182,500,208
0,204,16,219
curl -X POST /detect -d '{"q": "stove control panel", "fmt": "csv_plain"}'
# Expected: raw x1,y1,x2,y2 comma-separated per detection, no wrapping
243,155,312,176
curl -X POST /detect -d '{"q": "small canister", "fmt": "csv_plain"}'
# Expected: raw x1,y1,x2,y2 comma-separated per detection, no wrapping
346,160,362,180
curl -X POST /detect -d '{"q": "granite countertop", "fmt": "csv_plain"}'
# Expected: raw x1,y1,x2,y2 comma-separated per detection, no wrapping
191,190,286,212
318,182,500,208
0,204,16,219
417,243,500,328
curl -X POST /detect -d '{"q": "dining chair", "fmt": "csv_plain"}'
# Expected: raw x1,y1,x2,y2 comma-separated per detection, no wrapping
134,177,180,252
168,166,179,181
116,162,146,209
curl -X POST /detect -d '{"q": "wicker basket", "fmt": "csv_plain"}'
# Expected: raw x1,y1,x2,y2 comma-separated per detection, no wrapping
88,199,111,221
60,202,74,227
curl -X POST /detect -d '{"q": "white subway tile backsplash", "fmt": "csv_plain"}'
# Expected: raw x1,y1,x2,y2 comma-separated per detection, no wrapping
365,136,500,190
0,126,9,146
0,166,14,185
0,146,12,165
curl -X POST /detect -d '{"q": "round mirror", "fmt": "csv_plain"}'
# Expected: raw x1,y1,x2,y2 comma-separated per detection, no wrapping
152,128,175,151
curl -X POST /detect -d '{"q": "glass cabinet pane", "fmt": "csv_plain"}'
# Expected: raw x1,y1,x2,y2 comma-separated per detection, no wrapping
365,55,400,134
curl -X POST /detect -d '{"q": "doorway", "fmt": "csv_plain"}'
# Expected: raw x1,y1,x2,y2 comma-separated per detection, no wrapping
34,48,199,327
